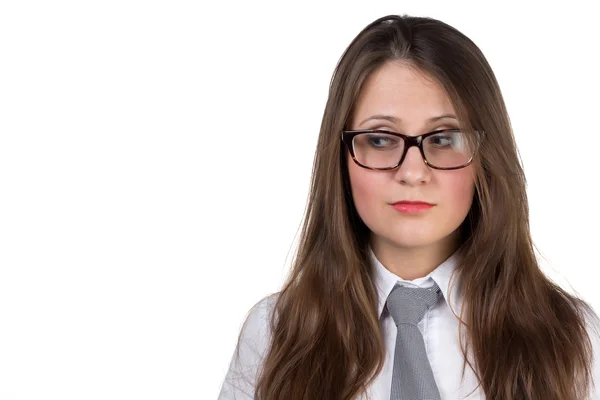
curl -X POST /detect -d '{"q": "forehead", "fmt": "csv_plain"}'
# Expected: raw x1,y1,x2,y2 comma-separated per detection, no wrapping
351,61,455,127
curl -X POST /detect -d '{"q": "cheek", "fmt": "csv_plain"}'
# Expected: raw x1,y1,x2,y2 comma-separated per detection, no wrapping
347,156,385,220
440,168,476,212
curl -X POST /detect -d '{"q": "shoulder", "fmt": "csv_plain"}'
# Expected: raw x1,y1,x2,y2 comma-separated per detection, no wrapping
217,292,279,399
238,292,279,357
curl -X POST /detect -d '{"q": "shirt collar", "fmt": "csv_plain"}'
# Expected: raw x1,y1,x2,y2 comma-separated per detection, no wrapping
369,246,463,318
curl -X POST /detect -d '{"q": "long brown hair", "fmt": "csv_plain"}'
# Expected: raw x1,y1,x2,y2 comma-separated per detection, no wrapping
251,14,599,399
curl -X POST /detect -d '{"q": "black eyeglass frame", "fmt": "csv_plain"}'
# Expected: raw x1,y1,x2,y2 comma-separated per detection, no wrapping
340,128,484,171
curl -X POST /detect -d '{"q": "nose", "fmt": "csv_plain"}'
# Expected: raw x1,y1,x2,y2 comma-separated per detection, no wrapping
393,145,431,185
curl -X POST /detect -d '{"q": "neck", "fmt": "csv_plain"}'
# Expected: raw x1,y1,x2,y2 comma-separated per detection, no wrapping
370,230,461,280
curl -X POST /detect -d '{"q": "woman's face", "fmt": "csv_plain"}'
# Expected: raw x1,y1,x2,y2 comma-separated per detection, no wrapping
346,60,476,252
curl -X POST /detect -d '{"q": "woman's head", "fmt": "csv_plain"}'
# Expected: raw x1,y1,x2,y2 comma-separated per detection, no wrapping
255,15,596,399
310,14,522,268
345,60,477,270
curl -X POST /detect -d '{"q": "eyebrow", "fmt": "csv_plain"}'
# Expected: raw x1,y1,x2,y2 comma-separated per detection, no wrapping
358,113,457,126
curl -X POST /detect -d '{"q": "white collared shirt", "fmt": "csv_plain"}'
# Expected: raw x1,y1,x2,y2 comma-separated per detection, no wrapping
365,247,484,399
218,248,600,399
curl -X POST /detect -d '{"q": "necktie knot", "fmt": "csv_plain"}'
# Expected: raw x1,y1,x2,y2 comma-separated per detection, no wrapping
386,281,442,326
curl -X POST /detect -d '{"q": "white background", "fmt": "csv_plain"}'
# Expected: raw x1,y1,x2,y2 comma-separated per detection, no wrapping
0,1,598,399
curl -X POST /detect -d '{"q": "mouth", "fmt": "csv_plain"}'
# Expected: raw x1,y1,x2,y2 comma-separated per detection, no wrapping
391,200,434,206
390,201,435,214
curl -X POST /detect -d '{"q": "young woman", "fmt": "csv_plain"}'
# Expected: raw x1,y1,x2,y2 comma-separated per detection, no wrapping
217,14,600,400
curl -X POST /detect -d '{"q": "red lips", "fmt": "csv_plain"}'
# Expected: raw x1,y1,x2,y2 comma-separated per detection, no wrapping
391,200,434,206
391,201,435,214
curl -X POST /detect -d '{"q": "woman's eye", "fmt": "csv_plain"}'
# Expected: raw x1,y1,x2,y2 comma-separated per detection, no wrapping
367,135,398,148
429,135,454,147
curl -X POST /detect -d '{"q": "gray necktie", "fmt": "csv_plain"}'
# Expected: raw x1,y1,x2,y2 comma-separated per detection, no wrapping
386,281,442,400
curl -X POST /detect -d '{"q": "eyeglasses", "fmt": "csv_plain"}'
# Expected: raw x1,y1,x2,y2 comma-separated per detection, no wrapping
341,128,484,170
